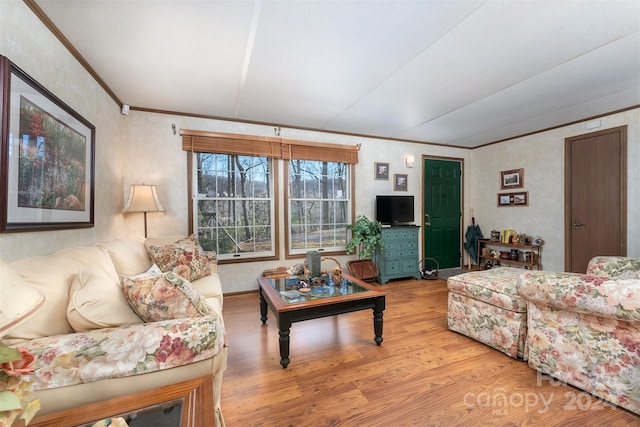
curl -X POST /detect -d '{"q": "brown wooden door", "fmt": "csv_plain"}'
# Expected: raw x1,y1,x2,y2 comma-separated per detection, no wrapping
565,126,627,273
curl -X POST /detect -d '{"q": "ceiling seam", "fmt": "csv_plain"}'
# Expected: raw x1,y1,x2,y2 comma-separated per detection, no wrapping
234,0,262,118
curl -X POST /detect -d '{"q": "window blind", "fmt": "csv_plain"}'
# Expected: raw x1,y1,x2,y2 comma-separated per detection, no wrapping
181,129,359,164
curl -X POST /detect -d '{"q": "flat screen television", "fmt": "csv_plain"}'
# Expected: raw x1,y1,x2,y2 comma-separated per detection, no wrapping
375,195,414,225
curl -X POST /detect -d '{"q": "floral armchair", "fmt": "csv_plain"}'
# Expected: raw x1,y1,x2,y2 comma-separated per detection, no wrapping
516,257,640,415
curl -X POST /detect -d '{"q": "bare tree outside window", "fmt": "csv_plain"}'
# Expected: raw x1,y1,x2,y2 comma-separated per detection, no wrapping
194,153,274,259
288,160,350,255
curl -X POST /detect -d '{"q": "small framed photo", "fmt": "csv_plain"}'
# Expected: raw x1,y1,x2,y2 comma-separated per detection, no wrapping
498,192,528,207
500,168,524,190
374,162,389,180
394,174,408,191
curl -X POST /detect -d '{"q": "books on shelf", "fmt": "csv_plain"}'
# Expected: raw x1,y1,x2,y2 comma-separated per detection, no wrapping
501,229,517,243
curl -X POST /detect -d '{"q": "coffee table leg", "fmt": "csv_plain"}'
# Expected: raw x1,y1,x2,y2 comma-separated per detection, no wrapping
373,297,384,345
278,314,292,368
259,289,268,324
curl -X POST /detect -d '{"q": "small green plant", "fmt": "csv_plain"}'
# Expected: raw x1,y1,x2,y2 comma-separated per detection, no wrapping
345,215,383,259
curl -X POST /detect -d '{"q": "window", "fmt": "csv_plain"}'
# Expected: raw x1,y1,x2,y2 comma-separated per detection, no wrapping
193,153,275,260
287,160,351,255
182,129,359,262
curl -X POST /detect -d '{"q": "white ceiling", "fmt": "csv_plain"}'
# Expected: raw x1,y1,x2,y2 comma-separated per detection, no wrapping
32,0,640,148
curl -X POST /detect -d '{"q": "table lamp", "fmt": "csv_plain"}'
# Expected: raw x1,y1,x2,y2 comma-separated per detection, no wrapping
122,184,165,237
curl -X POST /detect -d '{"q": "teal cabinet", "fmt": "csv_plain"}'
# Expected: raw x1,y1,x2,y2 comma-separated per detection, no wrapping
374,226,421,284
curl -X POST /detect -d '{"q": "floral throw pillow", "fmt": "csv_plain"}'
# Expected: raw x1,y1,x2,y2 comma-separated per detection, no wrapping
121,271,211,322
146,235,211,282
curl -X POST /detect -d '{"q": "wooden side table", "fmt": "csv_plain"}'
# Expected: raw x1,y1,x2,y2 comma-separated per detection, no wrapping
21,376,214,427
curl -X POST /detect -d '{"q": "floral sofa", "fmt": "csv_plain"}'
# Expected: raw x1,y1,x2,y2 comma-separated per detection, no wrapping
517,257,640,415
0,235,227,426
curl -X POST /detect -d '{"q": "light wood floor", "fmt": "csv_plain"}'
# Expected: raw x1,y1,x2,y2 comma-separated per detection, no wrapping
219,278,638,426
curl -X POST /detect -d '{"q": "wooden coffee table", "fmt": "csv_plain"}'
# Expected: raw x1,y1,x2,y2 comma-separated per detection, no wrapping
258,273,386,368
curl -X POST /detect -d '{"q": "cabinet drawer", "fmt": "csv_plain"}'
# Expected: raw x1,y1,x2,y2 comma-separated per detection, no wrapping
401,259,418,272
383,240,415,252
383,260,400,274
404,229,419,239
384,242,400,252
382,230,401,240
382,229,419,241
383,248,417,260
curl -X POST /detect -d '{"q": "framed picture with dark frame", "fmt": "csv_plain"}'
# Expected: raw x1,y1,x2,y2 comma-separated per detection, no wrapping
374,162,389,180
498,191,528,207
0,56,95,232
500,168,524,190
394,174,408,191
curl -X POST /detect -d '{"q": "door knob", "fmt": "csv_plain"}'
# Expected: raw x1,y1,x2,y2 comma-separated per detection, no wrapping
572,220,584,228
424,213,431,227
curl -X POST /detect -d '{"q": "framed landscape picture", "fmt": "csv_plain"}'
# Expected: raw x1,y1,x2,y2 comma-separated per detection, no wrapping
374,162,389,180
394,174,408,191
0,56,95,232
500,168,524,190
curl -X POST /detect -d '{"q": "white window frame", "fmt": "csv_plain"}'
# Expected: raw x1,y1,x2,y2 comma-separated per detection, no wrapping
192,153,276,261
286,160,352,257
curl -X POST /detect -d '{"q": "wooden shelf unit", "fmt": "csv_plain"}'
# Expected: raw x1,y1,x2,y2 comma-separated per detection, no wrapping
477,238,542,270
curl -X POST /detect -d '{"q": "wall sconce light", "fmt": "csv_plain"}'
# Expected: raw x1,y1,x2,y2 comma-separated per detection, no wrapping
406,155,415,168
122,184,165,237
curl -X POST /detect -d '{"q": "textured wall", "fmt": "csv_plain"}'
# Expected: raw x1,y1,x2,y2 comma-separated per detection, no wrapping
469,109,640,272
0,0,124,262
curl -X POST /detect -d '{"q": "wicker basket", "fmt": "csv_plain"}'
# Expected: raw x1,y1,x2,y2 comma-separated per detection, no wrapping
347,259,379,282
419,258,439,280
321,256,343,282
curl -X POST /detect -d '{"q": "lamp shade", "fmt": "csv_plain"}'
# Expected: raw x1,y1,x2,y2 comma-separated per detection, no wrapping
122,184,165,213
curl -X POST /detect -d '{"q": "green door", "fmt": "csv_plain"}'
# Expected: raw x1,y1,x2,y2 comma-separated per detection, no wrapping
423,158,462,269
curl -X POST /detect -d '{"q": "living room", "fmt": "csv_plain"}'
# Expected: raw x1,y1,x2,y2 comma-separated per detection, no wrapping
0,0,638,293
0,1,639,424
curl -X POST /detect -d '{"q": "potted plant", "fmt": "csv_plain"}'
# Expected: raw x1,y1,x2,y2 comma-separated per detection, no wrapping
345,215,384,281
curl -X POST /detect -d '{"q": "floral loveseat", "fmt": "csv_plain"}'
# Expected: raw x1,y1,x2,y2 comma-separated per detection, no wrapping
0,235,227,426
517,257,640,415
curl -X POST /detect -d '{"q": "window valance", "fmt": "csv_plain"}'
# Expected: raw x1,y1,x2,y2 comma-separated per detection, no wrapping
180,129,359,164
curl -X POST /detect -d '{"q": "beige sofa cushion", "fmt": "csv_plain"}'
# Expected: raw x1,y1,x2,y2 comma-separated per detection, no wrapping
98,238,152,277
192,274,224,310
6,246,117,341
67,266,143,332
0,260,45,338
